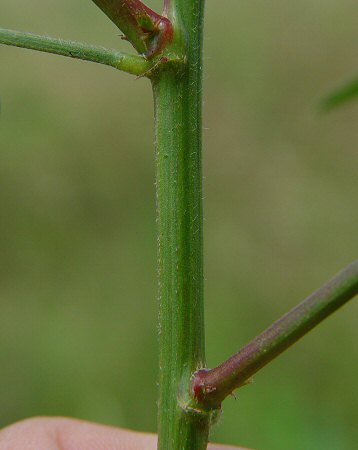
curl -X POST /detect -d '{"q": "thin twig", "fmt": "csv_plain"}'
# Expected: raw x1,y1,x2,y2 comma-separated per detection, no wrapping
0,28,151,76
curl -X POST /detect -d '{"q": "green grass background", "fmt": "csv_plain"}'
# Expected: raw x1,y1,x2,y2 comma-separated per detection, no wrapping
1,1,358,449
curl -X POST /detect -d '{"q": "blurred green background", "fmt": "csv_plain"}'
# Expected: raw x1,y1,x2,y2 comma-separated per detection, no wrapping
1,1,358,449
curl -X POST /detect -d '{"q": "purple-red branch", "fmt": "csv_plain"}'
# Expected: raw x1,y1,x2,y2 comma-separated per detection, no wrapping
192,259,358,410
92,0,173,57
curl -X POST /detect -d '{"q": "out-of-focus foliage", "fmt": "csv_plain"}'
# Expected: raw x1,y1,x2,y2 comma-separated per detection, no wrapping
322,76,358,111
1,1,357,449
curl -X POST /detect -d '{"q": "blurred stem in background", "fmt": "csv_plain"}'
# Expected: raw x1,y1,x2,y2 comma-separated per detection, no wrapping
321,76,358,111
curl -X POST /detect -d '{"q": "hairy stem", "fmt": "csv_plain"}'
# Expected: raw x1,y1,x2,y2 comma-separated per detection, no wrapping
192,260,358,410
153,0,210,449
0,28,151,76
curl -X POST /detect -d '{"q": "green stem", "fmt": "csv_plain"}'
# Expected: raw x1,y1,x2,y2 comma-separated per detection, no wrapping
153,1,211,449
192,259,358,410
0,28,151,76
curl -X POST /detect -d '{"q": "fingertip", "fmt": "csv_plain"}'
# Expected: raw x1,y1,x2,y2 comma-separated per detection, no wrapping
0,417,251,450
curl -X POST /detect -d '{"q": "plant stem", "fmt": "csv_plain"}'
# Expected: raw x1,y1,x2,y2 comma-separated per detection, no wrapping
152,0,211,449
192,259,358,410
0,28,150,76
91,0,173,57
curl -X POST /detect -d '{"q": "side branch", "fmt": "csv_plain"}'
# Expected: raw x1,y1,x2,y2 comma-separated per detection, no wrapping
192,259,358,410
0,28,151,76
91,0,173,58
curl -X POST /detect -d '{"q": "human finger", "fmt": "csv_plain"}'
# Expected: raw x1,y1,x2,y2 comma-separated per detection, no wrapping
0,417,250,450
